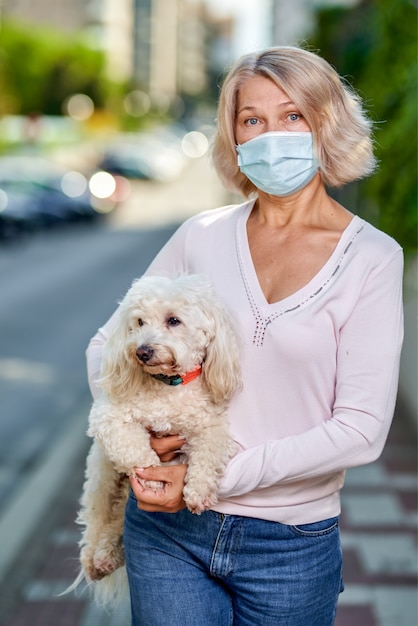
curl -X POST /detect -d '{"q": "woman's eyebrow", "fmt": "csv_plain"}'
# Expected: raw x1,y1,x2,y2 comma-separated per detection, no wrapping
237,101,295,115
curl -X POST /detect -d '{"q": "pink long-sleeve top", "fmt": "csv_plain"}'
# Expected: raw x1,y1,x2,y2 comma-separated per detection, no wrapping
86,199,404,524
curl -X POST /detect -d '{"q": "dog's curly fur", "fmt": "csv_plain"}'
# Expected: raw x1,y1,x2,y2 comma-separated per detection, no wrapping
72,274,241,604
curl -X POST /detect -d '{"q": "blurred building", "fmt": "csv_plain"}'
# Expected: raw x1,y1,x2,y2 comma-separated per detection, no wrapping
131,0,234,104
134,0,208,102
1,0,86,31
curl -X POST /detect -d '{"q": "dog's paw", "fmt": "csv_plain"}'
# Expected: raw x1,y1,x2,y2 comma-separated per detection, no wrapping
91,543,125,580
81,540,125,581
80,548,101,582
183,486,217,515
85,563,107,582
186,496,216,515
81,555,105,582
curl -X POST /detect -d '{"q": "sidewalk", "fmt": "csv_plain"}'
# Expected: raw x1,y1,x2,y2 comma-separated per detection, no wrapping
336,397,417,626
1,397,416,626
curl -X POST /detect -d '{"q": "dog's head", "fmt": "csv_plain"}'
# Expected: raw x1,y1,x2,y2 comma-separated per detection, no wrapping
99,274,242,403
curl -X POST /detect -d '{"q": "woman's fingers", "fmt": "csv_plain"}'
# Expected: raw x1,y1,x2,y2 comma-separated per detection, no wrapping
130,464,187,513
149,433,186,462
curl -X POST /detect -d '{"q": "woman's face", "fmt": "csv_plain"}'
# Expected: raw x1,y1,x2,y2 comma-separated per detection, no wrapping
235,75,311,145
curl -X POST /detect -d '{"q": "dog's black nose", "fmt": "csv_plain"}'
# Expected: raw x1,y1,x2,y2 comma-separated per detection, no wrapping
136,346,154,363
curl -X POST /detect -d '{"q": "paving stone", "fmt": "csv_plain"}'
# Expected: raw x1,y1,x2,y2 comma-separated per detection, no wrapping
341,532,418,576
6,601,86,626
342,493,416,527
335,604,378,626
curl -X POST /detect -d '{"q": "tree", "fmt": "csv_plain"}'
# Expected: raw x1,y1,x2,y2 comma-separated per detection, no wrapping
0,20,110,116
310,0,417,253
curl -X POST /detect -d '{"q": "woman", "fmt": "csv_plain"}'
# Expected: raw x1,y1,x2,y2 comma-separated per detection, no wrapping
86,47,404,625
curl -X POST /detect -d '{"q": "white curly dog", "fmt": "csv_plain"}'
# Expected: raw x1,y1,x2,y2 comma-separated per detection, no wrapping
73,274,241,603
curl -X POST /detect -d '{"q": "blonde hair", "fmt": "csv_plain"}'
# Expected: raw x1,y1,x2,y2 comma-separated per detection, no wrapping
212,46,377,196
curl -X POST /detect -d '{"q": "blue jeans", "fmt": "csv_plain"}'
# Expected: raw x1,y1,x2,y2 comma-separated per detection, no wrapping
123,491,343,625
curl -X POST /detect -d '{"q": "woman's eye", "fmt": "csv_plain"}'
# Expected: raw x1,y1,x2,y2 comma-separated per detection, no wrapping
288,113,301,122
138,318,144,327
167,317,181,327
245,117,259,126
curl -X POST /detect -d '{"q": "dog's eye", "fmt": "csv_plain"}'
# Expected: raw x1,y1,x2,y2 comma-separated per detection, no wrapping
138,318,144,327
167,317,181,327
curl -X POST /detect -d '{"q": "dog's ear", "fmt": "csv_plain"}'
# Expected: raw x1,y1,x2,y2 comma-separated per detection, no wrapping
98,309,140,401
202,300,242,403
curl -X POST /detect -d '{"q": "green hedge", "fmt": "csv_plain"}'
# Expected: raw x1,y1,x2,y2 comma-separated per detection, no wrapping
0,20,110,116
310,0,417,253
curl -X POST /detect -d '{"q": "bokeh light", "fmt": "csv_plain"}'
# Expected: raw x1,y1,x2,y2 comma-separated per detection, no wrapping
89,171,117,199
64,94,95,121
60,171,88,198
124,90,151,117
181,131,209,158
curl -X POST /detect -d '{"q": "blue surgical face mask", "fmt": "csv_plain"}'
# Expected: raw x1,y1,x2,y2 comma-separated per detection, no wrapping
236,131,319,197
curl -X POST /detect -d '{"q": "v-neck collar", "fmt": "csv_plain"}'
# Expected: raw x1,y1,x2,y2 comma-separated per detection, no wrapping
234,200,364,345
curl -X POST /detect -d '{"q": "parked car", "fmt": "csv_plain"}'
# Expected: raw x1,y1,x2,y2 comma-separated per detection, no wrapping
0,185,42,235
0,187,31,238
98,128,188,183
0,155,119,236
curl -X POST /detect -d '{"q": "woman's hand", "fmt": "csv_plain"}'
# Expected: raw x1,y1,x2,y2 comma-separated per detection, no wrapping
130,465,187,513
149,432,186,462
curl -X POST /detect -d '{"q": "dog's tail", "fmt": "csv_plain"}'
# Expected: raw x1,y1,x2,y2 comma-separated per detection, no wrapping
58,568,87,599
58,566,129,608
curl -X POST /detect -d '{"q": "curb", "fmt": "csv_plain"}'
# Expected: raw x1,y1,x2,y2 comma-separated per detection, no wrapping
0,403,89,584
